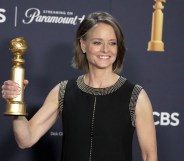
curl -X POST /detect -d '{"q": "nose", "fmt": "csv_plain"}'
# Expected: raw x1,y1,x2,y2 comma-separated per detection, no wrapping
102,43,108,53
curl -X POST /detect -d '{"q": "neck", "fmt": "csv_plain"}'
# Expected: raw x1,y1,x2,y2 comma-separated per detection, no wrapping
84,70,120,88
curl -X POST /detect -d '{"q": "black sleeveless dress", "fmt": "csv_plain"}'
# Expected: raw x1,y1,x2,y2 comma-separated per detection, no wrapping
59,75,142,161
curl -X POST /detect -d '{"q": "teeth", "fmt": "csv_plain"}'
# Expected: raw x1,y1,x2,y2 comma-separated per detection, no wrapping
99,55,109,59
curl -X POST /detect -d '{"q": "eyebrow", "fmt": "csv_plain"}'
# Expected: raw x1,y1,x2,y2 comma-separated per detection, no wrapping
89,38,117,41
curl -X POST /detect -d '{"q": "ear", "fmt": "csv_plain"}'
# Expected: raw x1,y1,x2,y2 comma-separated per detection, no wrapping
80,38,86,53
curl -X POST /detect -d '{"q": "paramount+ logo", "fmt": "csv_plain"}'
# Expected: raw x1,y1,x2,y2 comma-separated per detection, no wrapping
153,112,180,126
0,8,6,23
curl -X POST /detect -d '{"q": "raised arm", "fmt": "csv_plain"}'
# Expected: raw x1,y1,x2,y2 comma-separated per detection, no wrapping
135,89,158,161
2,80,60,149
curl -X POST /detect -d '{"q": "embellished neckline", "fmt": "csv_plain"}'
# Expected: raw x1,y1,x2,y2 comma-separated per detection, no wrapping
77,75,127,95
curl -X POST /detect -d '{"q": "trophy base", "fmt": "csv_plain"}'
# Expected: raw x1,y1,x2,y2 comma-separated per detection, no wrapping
147,41,164,52
4,102,28,116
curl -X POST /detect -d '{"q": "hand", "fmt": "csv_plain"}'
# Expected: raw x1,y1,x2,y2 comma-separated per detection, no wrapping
1,80,29,101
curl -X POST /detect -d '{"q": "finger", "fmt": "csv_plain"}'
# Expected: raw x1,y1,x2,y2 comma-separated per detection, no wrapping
2,81,21,99
23,80,29,86
2,90,19,99
2,83,20,91
4,80,19,87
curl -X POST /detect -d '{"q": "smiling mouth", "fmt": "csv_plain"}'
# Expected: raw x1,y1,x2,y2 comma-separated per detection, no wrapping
98,55,110,59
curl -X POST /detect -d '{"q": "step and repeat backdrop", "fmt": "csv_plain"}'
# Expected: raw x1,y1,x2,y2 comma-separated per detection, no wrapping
0,0,183,161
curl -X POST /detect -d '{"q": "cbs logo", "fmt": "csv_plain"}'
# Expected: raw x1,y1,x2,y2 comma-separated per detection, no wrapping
153,112,180,126
0,8,6,23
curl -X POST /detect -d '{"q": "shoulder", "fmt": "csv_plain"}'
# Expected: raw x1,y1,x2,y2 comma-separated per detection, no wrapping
123,76,150,110
58,76,81,91
136,89,152,112
122,78,143,97
135,89,153,124
121,77,142,89
126,79,143,126
47,80,68,100
120,77,154,127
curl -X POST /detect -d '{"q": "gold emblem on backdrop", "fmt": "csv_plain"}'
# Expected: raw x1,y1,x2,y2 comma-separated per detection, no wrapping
148,0,167,52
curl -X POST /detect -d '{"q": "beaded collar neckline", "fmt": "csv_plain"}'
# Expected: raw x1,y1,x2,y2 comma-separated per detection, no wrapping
76,75,127,95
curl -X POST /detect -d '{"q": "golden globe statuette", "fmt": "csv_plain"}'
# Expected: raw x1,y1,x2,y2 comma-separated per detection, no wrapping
4,37,28,116
148,0,167,52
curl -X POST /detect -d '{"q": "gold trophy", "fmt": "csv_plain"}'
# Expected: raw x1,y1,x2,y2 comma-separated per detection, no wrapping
148,0,167,52
4,37,28,116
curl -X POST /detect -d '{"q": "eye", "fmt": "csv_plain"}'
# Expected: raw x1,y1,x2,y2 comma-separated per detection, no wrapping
109,41,117,46
93,41,101,45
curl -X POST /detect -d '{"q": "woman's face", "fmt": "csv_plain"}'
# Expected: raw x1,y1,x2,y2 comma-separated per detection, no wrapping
80,23,118,72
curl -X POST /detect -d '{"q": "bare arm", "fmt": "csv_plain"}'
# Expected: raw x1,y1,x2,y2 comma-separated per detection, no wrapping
135,89,158,161
2,80,61,149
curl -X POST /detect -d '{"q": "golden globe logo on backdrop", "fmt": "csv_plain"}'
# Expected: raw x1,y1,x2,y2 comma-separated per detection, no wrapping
22,8,85,25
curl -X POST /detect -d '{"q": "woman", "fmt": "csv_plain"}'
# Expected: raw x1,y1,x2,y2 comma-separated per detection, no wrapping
1,11,157,161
